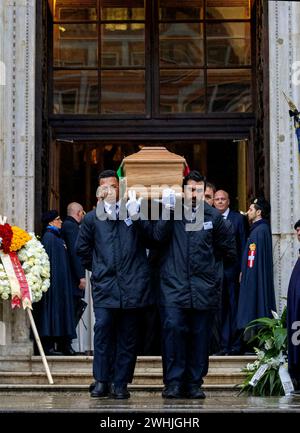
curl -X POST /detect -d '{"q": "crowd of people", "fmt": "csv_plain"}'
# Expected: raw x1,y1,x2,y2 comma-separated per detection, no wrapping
34,168,300,399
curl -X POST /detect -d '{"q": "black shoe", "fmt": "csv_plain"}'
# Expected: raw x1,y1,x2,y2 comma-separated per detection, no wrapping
62,346,77,356
162,384,183,399
185,385,206,399
89,381,96,393
227,349,242,356
110,383,130,400
213,349,228,356
44,348,64,356
90,381,110,398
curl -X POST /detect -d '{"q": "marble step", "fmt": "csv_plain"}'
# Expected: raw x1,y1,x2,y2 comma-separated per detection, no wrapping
0,370,246,385
0,355,254,387
0,355,256,372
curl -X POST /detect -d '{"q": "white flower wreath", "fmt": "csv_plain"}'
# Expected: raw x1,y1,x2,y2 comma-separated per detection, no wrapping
0,233,50,303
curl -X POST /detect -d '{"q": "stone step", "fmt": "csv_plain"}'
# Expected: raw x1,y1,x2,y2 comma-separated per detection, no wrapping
28,365,247,375
0,355,256,372
0,370,246,386
0,355,253,387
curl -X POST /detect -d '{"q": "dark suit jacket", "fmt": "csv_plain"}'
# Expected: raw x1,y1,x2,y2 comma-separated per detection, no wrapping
61,216,86,297
152,203,237,310
76,204,153,309
227,209,248,269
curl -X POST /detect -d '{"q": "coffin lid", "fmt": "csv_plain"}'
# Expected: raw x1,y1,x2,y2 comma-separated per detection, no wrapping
122,146,187,166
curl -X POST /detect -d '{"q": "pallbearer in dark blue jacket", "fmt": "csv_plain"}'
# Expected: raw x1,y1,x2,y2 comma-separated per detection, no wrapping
151,171,237,399
287,219,300,391
61,202,86,347
34,210,76,356
76,170,152,400
214,190,247,355
237,198,276,342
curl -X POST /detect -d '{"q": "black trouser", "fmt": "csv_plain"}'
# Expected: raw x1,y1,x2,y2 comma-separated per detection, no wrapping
160,307,212,386
93,307,139,384
221,275,241,352
137,306,161,355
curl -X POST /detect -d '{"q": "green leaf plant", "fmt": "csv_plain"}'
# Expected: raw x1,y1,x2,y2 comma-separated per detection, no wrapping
238,306,287,396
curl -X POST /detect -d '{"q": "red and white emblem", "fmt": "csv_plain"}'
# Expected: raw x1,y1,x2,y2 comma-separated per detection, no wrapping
247,243,256,268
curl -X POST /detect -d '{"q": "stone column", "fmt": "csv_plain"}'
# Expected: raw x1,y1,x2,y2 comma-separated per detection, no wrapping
269,1,300,313
0,0,36,355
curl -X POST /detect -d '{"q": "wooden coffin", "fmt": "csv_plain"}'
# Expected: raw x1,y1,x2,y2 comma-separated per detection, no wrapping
120,146,188,198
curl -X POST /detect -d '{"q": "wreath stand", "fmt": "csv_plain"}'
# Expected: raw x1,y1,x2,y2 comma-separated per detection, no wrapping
27,308,54,384
0,215,54,385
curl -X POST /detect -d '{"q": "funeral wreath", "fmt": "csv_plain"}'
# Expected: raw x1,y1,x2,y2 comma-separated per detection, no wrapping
0,217,50,307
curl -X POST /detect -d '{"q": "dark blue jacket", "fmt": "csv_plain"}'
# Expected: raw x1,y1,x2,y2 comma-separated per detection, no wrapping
152,203,237,310
61,216,86,298
222,209,248,284
227,209,248,268
76,203,153,309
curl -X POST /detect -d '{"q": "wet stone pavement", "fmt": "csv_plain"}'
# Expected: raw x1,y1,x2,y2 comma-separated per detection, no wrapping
0,391,300,413
1,391,300,431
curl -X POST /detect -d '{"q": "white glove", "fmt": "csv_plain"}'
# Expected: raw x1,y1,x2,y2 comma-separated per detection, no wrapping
96,185,108,201
162,188,176,210
126,190,142,218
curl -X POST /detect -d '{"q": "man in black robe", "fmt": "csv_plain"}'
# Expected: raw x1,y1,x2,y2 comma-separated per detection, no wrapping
287,219,300,390
237,197,276,348
34,210,76,355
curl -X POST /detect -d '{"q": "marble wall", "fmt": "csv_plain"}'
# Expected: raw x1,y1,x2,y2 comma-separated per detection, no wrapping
269,1,300,313
0,0,36,355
